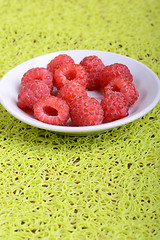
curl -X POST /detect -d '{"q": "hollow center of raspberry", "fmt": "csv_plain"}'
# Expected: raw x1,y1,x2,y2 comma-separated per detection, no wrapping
65,69,76,80
112,85,120,92
43,106,58,116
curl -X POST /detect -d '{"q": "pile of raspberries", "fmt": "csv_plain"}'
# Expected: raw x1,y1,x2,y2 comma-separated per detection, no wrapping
18,54,139,126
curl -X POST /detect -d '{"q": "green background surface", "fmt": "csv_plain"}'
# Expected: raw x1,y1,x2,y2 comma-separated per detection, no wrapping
0,0,160,239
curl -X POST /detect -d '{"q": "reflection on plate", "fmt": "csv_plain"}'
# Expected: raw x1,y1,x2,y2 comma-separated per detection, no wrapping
0,50,160,135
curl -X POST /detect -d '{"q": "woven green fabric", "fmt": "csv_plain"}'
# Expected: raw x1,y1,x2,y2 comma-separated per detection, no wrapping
0,0,160,239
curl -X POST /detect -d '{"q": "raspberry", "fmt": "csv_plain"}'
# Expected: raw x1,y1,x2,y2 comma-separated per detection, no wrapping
70,96,104,126
101,89,129,122
80,55,105,90
99,63,133,88
18,80,50,110
54,64,88,89
21,67,54,91
47,54,75,75
57,81,87,107
34,96,70,126
104,77,139,106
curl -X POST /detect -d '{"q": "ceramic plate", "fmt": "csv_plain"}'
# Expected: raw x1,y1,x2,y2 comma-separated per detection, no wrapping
0,50,160,135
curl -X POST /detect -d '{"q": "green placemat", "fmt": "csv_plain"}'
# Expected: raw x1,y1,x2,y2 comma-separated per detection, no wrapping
0,0,160,239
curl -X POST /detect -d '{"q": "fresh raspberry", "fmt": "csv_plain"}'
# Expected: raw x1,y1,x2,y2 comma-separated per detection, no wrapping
99,63,133,88
57,81,87,107
47,54,75,75
18,80,50,110
70,96,104,126
104,77,139,106
54,64,88,89
21,67,54,91
101,89,129,122
80,55,105,90
34,96,70,126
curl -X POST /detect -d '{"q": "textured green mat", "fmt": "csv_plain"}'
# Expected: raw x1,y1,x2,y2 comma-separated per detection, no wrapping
0,0,160,239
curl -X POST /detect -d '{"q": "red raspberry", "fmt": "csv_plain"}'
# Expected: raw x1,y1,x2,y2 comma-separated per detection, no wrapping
104,77,139,106
54,64,88,89
70,96,104,126
47,54,75,75
57,81,87,107
21,67,54,92
99,63,133,88
80,55,105,90
101,89,129,122
34,96,70,126
18,80,50,110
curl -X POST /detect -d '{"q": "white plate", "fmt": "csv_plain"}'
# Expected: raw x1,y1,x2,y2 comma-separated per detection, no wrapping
0,50,160,135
